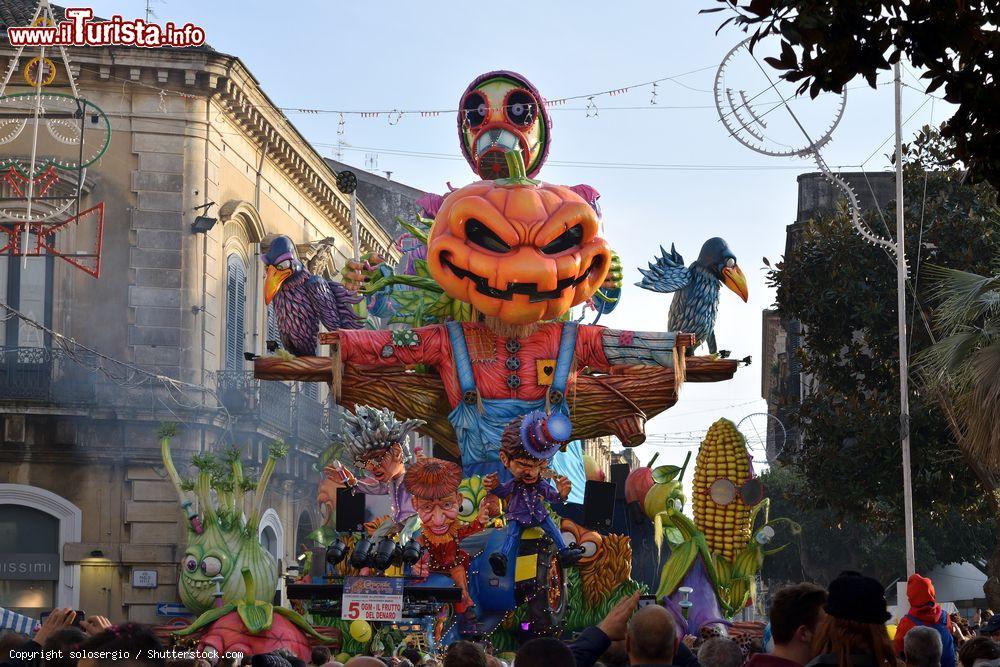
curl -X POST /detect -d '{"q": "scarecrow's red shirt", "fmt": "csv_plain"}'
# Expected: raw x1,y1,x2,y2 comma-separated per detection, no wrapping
335,322,610,405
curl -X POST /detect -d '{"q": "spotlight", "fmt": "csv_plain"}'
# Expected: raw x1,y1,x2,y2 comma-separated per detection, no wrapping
191,215,217,234
350,536,374,570
326,539,349,567
401,539,423,566
373,538,401,571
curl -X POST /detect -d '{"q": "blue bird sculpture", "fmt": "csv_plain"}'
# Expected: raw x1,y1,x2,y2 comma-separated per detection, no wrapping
636,237,748,355
262,235,363,356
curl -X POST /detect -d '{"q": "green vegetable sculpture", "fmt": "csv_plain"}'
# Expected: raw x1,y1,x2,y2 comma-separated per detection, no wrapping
159,424,285,615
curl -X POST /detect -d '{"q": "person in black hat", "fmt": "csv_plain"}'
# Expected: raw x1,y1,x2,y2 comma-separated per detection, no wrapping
805,572,898,667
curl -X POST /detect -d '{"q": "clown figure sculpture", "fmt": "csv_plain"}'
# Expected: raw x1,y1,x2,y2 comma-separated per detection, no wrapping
404,458,498,611
330,405,425,570
483,411,585,576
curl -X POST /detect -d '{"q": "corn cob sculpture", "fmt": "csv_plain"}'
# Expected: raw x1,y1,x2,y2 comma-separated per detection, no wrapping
693,418,752,561
653,418,799,627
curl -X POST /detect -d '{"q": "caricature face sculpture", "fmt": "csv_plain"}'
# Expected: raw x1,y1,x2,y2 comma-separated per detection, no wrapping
427,151,611,325
459,71,551,179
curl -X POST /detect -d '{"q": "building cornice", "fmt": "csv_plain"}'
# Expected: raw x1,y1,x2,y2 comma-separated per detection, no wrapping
0,44,401,262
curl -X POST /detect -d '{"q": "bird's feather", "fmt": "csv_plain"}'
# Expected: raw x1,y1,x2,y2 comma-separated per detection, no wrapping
636,244,691,294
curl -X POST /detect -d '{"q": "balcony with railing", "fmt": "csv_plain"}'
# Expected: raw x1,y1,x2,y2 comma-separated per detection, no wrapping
0,346,98,405
213,372,333,451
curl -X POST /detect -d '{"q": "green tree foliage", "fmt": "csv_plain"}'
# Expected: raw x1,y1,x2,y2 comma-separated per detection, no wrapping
765,127,998,587
760,465,992,587
704,0,999,188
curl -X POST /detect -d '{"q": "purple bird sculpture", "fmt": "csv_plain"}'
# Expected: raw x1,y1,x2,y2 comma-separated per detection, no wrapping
263,235,363,356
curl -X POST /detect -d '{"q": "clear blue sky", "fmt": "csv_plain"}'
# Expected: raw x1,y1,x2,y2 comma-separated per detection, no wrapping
90,0,949,481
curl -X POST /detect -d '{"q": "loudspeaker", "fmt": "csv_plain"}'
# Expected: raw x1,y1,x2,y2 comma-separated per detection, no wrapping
335,487,366,532
610,463,630,501
584,480,615,532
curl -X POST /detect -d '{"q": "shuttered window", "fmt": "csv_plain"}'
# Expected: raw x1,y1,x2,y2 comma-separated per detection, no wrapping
266,303,281,346
224,253,247,370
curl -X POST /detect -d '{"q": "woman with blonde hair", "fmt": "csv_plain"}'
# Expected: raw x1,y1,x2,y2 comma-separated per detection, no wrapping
807,571,899,667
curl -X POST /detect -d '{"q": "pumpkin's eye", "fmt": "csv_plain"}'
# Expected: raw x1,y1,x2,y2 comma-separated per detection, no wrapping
201,556,222,577
506,89,537,127
541,225,584,255
579,540,599,558
466,219,511,253
462,91,488,129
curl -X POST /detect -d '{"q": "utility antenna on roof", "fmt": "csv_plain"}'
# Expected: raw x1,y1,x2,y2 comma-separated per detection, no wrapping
145,0,164,21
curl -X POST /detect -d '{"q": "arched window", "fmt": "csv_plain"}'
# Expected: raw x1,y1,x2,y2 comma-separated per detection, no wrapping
260,526,278,560
0,485,82,611
0,505,59,615
295,510,313,553
224,253,248,370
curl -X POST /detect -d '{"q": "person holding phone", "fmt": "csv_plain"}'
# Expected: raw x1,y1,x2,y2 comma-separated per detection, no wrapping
0,609,112,667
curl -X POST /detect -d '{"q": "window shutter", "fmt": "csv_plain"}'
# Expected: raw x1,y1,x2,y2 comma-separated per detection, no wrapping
302,381,318,400
266,303,281,345
225,254,247,370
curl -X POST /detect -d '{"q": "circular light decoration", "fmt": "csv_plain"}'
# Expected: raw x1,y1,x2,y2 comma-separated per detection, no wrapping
713,36,846,158
0,93,111,177
335,170,357,195
736,412,787,461
23,57,57,87
46,118,82,144
0,117,26,145
709,478,737,506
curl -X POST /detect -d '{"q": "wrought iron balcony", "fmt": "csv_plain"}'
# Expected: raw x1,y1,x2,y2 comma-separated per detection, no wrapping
0,346,97,404
294,387,328,451
214,370,293,433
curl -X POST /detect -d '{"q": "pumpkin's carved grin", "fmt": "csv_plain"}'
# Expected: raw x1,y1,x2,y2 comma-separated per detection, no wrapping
441,253,599,303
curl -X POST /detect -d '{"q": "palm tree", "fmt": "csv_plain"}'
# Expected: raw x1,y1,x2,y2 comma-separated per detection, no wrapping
920,261,1000,464
919,260,1000,602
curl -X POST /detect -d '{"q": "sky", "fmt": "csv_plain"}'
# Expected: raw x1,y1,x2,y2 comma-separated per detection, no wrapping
86,0,952,488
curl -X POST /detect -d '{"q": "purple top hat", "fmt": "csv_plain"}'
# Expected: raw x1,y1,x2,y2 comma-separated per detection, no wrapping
519,411,572,460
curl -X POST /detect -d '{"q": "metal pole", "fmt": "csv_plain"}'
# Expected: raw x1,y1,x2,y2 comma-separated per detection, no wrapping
350,190,360,260
894,61,916,577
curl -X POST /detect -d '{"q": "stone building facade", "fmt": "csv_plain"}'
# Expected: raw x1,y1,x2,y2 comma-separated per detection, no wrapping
761,172,895,459
0,1,399,623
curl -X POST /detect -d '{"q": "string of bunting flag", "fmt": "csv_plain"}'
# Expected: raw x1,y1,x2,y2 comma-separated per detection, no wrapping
73,63,718,123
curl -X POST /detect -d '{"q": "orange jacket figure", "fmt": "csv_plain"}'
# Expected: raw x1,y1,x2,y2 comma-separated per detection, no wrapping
403,458,497,612
894,573,955,667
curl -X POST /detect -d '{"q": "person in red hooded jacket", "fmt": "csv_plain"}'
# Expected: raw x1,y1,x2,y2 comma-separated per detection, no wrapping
894,573,956,667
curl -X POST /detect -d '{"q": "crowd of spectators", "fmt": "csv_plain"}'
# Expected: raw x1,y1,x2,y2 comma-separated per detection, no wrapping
1,571,993,667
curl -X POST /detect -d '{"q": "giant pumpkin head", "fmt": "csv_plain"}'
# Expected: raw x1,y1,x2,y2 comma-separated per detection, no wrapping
427,151,612,325
459,70,551,179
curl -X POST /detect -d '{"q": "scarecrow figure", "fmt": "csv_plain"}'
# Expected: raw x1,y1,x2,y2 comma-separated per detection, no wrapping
325,151,691,489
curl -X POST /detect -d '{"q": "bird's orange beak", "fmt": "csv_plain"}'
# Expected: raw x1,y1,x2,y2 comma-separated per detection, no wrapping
722,265,749,302
263,265,292,305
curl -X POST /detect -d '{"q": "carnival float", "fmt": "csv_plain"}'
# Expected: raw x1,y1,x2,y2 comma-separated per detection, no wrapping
160,70,795,658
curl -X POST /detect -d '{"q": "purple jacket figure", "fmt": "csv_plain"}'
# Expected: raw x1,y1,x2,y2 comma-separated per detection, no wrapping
483,411,586,576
